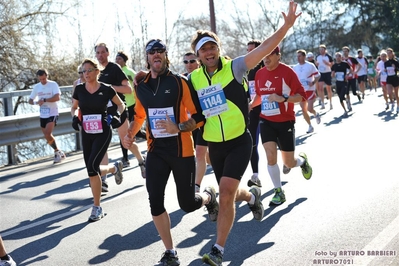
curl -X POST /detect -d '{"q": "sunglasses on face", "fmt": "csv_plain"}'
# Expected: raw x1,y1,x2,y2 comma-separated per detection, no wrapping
81,68,97,73
147,49,166,55
78,71,83,74
183,59,197,64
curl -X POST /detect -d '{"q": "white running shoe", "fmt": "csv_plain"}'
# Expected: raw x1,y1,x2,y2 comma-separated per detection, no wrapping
0,255,16,266
53,152,61,164
315,113,321,124
88,206,104,222
306,125,314,134
59,151,66,160
53,150,66,164
247,174,262,187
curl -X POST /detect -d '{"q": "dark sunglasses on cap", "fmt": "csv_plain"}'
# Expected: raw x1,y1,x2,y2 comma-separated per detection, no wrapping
147,49,166,55
183,59,197,64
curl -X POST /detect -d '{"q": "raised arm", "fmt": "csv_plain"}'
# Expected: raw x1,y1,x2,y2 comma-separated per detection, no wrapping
244,1,301,69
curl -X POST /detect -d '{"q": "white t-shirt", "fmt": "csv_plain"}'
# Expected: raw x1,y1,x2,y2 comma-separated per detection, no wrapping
357,57,368,76
293,62,321,91
376,60,387,82
29,80,61,118
316,54,333,73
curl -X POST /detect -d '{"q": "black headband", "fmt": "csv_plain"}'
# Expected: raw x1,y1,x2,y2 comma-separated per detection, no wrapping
117,53,128,62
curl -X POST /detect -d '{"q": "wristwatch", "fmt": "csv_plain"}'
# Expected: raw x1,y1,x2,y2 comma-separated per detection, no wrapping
178,123,184,132
282,94,289,102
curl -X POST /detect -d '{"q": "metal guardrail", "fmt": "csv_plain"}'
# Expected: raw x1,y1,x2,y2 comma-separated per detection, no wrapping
0,108,79,147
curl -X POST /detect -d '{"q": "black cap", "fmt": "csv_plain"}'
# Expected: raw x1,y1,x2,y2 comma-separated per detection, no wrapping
145,39,167,53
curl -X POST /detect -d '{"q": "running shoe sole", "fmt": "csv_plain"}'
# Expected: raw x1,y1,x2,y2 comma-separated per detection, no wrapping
249,186,264,221
282,165,291,174
247,179,262,188
114,161,123,185
202,254,222,266
204,186,219,222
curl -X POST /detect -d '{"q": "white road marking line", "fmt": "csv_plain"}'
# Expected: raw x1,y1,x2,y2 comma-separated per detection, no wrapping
1,187,145,237
353,215,399,265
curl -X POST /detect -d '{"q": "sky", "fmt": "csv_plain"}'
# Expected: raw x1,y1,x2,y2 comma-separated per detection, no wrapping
57,0,288,59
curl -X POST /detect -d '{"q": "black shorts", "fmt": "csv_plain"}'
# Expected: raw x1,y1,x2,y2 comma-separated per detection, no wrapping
112,109,128,129
357,75,367,83
207,131,252,182
40,116,58,128
127,104,136,122
319,72,332,85
193,127,207,147
387,76,399,87
259,118,296,152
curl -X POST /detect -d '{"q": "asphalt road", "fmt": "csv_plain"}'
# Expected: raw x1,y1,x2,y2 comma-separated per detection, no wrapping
0,88,398,266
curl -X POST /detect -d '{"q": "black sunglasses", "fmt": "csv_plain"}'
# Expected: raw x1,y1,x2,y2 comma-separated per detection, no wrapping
147,49,166,55
183,59,197,64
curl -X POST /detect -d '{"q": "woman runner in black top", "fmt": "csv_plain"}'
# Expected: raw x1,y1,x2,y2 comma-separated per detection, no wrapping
71,58,125,222
384,48,399,113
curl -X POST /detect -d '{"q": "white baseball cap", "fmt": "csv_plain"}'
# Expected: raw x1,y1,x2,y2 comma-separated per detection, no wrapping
195,37,218,53
306,52,314,58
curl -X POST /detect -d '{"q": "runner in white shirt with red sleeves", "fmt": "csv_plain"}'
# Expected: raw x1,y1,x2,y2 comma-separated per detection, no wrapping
315,44,334,110
293,49,321,134
376,51,392,111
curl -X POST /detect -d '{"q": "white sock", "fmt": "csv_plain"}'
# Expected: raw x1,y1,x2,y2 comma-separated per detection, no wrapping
267,164,281,188
296,157,305,167
248,193,255,205
214,244,224,255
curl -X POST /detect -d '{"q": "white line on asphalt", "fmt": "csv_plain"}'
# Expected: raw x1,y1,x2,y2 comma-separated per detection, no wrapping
353,214,399,265
1,186,146,237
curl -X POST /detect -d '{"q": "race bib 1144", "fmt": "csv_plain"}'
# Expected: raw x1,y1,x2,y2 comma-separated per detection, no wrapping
197,84,228,117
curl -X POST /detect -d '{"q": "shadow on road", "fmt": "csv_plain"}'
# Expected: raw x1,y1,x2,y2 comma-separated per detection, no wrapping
185,196,307,266
7,221,89,266
0,166,86,196
374,110,398,122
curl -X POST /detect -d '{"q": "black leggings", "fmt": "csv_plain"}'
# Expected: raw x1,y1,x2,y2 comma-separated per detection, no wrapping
248,106,260,173
348,79,358,96
82,127,112,177
336,81,348,103
145,152,203,216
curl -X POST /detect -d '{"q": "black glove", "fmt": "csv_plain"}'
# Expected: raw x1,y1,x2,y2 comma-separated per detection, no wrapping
72,115,81,131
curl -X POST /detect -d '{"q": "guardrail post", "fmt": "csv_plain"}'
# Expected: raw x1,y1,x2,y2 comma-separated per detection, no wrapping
7,145,18,165
4,97,18,165
75,132,82,151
